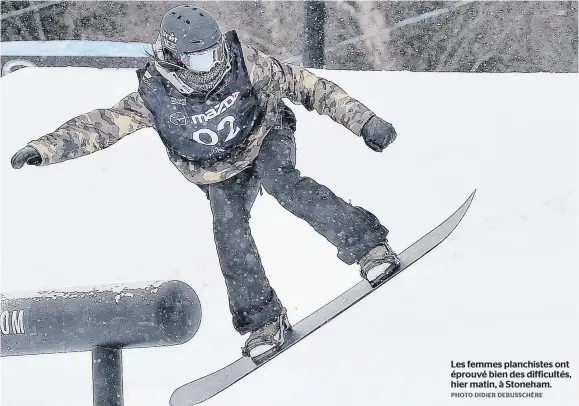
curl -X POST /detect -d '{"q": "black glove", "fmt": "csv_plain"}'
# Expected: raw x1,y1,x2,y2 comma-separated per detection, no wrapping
11,146,42,169
360,116,397,152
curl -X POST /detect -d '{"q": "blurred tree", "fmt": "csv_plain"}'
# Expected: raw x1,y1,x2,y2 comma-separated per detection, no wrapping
304,1,326,68
389,1,578,72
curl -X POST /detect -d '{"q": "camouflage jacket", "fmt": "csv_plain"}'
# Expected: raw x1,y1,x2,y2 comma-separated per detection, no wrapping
27,37,376,185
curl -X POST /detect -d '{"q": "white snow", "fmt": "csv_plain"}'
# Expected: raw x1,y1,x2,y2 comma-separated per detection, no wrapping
1,67,577,406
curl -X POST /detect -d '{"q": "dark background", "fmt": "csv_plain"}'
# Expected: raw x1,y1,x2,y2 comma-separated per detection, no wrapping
1,1,577,72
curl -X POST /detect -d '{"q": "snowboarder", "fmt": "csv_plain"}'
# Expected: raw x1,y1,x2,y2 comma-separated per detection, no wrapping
10,5,400,359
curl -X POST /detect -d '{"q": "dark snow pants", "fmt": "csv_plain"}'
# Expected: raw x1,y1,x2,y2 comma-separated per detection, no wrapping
200,126,389,334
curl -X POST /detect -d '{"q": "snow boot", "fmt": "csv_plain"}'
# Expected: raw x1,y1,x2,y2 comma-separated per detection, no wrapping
358,242,401,286
241,308,291,359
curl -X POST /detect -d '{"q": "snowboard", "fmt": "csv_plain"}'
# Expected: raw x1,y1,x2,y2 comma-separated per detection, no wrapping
170,190,476,406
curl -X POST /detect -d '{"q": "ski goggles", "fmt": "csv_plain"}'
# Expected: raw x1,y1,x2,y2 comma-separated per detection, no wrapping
178,37,226,73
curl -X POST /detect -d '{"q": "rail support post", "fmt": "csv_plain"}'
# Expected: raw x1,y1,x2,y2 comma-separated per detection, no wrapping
93,346,123,406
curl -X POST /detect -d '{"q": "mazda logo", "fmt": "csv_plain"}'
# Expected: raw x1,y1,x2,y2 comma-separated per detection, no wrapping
170,112,187,126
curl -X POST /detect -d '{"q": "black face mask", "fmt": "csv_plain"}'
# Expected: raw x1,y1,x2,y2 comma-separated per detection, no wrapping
176,60,230,93
160,41,231,94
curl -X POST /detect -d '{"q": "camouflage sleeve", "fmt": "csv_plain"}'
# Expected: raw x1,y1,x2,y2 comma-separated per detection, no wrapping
27,92,154,165
241,43,375,136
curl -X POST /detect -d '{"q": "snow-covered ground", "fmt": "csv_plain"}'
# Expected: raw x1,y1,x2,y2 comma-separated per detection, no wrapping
1,67,577,406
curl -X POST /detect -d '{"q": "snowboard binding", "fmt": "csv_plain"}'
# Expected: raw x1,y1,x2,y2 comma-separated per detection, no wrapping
358,242,401,288
241,309,292,363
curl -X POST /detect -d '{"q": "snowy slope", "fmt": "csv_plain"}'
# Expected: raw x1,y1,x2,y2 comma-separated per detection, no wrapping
1,67,577,406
